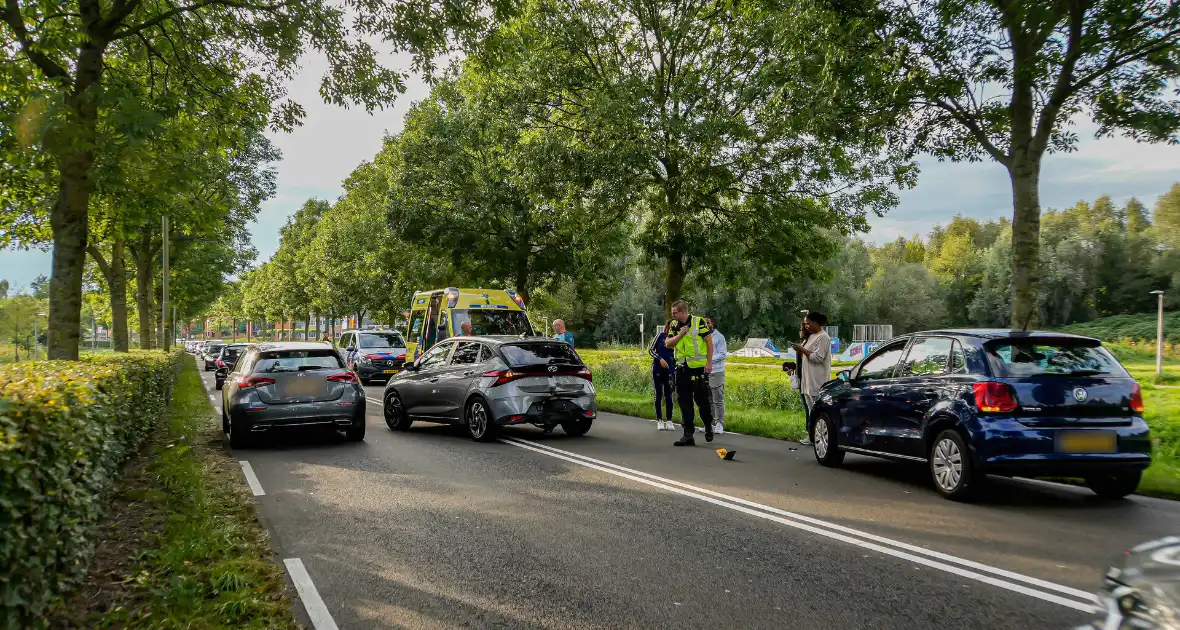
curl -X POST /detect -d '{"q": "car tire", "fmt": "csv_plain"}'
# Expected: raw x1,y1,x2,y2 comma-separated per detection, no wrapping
383,391,412,431
561,417,593,437
344,419,366,442
1085,472,1141,499
812,413,845,467
226,412,250,449
929,429,979,501
466,398,497,442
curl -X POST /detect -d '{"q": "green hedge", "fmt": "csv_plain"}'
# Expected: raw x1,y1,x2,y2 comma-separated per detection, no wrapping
0,351,184,628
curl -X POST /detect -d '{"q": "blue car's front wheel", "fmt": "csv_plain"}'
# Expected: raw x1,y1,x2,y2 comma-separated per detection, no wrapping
812,413,844,467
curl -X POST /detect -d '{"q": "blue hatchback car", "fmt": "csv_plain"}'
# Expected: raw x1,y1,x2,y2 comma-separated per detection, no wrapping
809,330,1151,500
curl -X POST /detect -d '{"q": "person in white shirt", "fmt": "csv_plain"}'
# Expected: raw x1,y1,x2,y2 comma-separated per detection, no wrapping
791,312,831,446
704,313,727,434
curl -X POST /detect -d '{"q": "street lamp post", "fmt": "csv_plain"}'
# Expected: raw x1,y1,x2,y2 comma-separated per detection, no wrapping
637,313,645,352
1150,290,1165,377
33,312,46,360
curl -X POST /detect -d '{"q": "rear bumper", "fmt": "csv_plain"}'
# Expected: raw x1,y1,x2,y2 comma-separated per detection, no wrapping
228,398,366,431
968,416,1152,476
490,395,596,426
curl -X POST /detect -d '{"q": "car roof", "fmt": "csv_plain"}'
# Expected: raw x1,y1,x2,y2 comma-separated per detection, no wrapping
254,341,335,351
912,328,1100,342
341,329,402,334
224,343,249,348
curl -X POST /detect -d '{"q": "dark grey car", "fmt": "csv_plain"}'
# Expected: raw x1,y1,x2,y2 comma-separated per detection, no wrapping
220,342,366,447
381,337,596,441
202,340,226,371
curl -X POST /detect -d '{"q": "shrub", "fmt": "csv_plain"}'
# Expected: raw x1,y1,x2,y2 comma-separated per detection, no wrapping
0,351,184,629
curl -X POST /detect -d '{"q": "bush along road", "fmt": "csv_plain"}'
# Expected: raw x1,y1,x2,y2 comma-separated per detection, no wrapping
0,352,295,629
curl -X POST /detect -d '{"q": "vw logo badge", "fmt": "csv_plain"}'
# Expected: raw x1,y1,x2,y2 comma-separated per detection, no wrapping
1072,387,1088,402
547,365,558,373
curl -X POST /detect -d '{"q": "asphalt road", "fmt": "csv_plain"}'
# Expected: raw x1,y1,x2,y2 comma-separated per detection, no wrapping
198,367,1180,629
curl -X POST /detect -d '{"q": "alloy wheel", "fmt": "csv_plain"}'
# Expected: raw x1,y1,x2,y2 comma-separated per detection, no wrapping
469,401,488,439
814,420,829,458
933,437,963,492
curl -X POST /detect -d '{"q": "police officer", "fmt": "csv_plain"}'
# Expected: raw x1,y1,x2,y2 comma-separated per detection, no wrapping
665,300,715,446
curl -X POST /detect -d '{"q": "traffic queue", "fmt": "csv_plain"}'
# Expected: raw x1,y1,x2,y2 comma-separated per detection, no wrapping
185,286,1154,505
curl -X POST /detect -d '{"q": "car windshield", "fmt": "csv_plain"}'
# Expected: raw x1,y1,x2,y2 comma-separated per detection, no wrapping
500,342,581,367
254,349,343,373
360,332,405,348
451,309,535,336
985,340,1128,378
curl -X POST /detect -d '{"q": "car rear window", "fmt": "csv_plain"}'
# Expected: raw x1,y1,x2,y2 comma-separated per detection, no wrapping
500,342,581,367
254,349,344,373
222,346,245,360
360,332,405,348
985,339,1128,378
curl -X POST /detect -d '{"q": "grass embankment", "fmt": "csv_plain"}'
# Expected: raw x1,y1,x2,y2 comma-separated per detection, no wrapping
56,356,297,628
586,344,1180,500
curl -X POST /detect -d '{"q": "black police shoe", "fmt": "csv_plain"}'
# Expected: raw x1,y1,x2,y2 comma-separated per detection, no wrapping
674,434,696,446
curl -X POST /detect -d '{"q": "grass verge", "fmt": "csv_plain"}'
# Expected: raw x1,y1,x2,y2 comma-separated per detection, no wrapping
597,389,805,441
53,356,297,629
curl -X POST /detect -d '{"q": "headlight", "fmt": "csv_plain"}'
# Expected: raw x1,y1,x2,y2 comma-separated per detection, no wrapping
358,356,372,365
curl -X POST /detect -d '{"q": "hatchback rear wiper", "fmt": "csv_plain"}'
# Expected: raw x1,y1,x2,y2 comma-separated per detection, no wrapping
299,365,326,371
1066,369,1105,376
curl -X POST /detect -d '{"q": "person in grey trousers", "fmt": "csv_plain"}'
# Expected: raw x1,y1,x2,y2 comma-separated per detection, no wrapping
704,313,727,434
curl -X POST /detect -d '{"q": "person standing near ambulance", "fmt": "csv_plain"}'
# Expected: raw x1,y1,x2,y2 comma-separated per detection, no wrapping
665,300,715,446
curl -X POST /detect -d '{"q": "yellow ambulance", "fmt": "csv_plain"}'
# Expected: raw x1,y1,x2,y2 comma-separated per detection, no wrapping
405,288,536,360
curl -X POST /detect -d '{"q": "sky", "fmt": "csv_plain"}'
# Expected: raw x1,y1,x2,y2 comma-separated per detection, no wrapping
2,52,1179,293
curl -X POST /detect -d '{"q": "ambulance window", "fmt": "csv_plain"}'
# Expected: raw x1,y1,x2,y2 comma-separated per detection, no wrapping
408,312,424,341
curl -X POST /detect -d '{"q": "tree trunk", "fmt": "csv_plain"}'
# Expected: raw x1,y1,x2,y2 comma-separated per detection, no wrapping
45,41,107,360
134,230,156,349
87,235,130,352
1008,158,1042,329
664,250,685,322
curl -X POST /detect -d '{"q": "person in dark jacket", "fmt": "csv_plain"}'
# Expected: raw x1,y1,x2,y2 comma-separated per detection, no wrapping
648,323,677,430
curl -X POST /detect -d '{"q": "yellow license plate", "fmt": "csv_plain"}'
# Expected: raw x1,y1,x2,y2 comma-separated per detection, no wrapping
383,369,398,374
1057,432,1117,454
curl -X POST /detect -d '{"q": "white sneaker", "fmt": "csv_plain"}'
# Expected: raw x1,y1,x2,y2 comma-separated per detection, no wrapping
799,437,812,446
714,423,724,435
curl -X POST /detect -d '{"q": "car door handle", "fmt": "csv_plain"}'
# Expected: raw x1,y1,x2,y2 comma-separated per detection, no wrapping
463,371,475,376
875,393,886,399
429,378,439,383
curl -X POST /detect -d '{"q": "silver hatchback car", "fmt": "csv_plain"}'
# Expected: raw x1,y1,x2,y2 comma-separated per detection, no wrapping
381,337,596,441
220,342,366,447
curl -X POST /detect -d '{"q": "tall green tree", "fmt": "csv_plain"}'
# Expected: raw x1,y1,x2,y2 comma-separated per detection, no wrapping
2,0,512,358
893,0,1180,328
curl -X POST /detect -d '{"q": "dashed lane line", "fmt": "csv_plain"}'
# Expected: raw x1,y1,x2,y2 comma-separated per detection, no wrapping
238,460,265,496
284,558,339,630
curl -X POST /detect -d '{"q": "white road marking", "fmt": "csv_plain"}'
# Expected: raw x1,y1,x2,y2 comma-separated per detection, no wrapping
366,397,382,406
208,394,216,403
238,460,265,496
284,558,340,630
500,436,1099,614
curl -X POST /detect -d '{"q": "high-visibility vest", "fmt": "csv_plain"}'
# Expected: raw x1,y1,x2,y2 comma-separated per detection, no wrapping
674,316,708,369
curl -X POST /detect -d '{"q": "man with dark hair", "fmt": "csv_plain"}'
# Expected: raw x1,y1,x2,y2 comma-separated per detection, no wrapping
665,300,715,446
792,311,831,446
704,312,727,434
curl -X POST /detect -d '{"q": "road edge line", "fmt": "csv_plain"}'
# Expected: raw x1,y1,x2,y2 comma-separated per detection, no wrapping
284,558,340,630
500,437,1098,614
238,460,265,496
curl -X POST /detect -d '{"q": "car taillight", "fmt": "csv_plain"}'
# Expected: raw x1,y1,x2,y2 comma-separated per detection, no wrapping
483,369,521,386
327,372,359,383
1130,382,1144,413
574,366,592,382
237,376,276,389
972,382,1018,413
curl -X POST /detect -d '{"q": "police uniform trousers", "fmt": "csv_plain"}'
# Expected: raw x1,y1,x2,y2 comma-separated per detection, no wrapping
676,363,714,434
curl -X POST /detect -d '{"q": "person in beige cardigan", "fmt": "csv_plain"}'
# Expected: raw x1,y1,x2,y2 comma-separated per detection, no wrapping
791,312,831,446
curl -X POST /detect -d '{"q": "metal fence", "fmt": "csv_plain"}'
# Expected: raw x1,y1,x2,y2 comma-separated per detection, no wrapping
853,324,894,342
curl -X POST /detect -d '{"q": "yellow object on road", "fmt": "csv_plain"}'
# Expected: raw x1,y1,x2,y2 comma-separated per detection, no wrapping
717,448,736,460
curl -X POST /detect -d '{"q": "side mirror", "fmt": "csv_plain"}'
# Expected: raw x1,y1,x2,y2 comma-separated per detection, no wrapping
838,370,851,382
